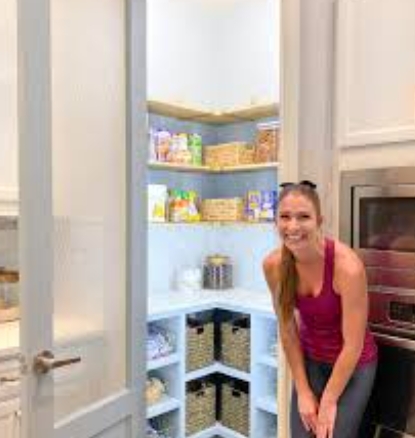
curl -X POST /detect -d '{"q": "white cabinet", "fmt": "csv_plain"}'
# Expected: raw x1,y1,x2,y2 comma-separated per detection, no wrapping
147,0,280,112
336,0,415,148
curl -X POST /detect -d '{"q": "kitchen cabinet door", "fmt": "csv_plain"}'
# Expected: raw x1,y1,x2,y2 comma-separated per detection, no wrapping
336,0,415,148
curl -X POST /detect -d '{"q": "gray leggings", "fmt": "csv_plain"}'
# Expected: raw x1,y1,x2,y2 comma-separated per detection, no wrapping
290,357,377,438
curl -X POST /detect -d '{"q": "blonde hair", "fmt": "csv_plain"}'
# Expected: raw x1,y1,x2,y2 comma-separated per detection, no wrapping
278,184,322,324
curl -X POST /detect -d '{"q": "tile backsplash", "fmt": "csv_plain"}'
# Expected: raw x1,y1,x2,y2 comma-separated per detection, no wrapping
0,217,18,268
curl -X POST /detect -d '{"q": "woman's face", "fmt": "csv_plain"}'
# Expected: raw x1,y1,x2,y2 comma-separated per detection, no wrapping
276,192,321,252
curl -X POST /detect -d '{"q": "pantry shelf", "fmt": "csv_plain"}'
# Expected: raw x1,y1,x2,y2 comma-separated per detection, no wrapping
148,221,275,228
187,423,248,438
185,362,251,383
147,353,180,371
146,395,181,419
256,396,278,416
148,161,279,174
257,354,278,368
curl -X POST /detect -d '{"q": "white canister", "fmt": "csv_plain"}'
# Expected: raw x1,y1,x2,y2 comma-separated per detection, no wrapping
176,268,202,292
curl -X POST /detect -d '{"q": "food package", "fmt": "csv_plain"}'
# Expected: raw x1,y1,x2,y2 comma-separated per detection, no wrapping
254,121,280,163
169,189,201,222
259,190,278,221
148,184,168,222
245,191,261,221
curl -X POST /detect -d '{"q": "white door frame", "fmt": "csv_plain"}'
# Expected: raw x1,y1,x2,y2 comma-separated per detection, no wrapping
17,0,147,436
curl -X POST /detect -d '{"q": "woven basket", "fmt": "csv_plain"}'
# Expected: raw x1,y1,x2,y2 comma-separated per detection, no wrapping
186,321,215,371
202,198,244,222
221,318,250,371
186,383,216,436
220,383,250,436
204,142,254,168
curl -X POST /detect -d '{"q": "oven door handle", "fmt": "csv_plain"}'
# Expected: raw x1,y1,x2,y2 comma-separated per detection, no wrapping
374,331,415,351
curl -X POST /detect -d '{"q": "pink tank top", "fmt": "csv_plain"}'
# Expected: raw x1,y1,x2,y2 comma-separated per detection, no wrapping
296,238,378,366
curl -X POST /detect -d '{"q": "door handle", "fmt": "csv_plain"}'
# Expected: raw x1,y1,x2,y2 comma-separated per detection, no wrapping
33,350,81,375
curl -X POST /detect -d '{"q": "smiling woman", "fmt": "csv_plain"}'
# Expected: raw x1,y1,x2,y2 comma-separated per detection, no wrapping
263,182,378,438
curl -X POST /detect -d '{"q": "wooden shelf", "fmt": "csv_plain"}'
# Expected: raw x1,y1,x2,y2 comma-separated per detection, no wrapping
147,100,279,124
148,161,279,173
148,221,275,228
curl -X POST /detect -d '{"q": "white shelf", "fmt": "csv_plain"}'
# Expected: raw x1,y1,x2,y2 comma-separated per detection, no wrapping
257,354,278,368
187,423,247,438
256,396,278,416
185,362,250,383
148,161,279,174
216,424,248,438
187,425,217,438
147,353,180,371
146,394,180,419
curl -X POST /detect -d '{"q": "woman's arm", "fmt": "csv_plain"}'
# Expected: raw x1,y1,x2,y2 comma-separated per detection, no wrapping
317,247,368,438
263,253,318,433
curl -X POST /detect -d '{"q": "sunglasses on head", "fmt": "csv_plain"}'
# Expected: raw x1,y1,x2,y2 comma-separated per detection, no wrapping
279,180,317,190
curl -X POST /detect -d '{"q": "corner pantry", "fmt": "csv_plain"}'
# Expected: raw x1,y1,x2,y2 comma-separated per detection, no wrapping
146,108,282,438
145,0,282,437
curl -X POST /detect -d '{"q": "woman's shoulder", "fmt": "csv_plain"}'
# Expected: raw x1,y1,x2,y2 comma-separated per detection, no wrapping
332,238,365,285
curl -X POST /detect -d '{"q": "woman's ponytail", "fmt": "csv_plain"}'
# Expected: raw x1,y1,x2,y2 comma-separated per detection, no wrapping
279,244,298,324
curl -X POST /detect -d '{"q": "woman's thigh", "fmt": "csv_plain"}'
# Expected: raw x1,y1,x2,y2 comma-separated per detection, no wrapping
290,359,331,437
290,359,377,438
333,362,377,438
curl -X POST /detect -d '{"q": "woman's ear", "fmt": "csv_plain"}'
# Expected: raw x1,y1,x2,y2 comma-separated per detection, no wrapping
318,215,324,227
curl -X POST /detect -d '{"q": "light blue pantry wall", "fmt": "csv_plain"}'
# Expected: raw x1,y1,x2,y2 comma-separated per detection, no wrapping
148,114,280,293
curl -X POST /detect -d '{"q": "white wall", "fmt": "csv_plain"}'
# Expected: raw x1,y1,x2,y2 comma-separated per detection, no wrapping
147,0,280,111
0,0,18,193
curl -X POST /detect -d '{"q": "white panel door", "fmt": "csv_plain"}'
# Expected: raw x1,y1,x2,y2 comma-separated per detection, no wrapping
16,0,147,437
336,0,415,148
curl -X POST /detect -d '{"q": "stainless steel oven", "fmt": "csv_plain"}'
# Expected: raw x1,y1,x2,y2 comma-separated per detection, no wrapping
340,167,415,438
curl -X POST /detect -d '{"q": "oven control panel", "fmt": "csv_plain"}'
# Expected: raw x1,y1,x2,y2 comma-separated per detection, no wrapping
389,301,415,324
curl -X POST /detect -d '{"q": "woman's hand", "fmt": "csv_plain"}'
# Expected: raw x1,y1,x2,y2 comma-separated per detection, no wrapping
316,397,337,438
298,389,319,434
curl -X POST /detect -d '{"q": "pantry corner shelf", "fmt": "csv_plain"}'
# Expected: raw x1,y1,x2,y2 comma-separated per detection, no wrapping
146,395,181,419
256,396,278,416
147,352,180,371
148,221,275,228
148,161,279,174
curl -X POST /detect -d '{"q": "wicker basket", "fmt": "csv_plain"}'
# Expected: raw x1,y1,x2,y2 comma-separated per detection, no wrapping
186,321,215,371
204,142,254,168
202,198,244,222
221,318,250,371
220,383,250,436
186,383,216,436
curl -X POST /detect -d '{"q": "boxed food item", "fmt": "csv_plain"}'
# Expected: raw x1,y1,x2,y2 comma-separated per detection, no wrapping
204,142,254,168
254,121,280,163
245,191,261,221
169,189,201,222
259,190,278,221
202,198,244,222
188,133,203,165
148,184,168,222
